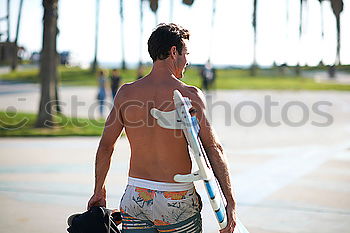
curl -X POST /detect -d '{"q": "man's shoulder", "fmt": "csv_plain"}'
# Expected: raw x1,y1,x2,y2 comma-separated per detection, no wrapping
180,85,205,108
117,83,129,94
181,84,203,97
185,85,201,94
115,79,146,99
114,82,134,103
118,81,137,94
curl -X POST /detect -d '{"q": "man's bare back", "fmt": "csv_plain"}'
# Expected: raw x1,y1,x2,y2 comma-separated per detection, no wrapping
118,74,201,182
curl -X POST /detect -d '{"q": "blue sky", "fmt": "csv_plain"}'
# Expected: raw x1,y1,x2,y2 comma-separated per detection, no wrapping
1,0,349,67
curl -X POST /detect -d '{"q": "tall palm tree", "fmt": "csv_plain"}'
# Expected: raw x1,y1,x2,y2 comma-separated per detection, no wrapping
251,0,257,76
120,0,126,69
319,0,325,39
7,0,10,42
149,0,159,26
318,0,324,66
139,0,144,68
182,0,194,5
330,0,343,66
209,0,216,61
11,0,24,71
148,0,195,26
145,0,195,64
286,0,289,26
284,0,289,68
14,0,24,45
36,0,59,128
148,0,194,39
169,0,174,22
296,0,307,76
91,0,100,73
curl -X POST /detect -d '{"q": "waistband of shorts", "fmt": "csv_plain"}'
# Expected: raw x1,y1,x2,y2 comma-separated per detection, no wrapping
127,177,194,192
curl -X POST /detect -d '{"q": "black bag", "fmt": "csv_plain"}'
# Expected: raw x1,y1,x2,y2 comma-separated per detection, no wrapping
67,206,121,233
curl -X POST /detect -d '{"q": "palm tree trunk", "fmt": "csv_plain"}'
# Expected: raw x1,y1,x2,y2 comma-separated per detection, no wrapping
251,0,257,76
209,0,216,61
36,0,59,128
169,0,174,22
14,0,23,45
120,0,126,69
284,0,289,69
330,0,344,77
139,0,144,68
319,0,324,66
319,0,324,39
296,0,304,76
91,0,100,73
54,65,62,114
335,15,341,65
7,0,10,42
11,0,24,71
150,0,159,26
154,10,158,26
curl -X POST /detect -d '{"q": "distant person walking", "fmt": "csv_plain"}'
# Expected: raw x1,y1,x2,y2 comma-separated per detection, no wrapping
97,70,107,117
110,69,121,99
200,60,216,91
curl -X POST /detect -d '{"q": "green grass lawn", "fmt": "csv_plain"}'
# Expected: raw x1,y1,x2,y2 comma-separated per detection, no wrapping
0,66,145,85
0,111,105,137
182,68,350,91
1,65,350,91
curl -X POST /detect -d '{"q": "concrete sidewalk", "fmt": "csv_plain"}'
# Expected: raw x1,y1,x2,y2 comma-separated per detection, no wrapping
0,137,349,233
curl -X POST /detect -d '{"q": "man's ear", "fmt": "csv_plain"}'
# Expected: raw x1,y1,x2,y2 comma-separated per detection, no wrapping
170,46,177,59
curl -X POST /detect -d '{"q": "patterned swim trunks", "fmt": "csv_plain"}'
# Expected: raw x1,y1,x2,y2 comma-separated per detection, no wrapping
120,177,202,232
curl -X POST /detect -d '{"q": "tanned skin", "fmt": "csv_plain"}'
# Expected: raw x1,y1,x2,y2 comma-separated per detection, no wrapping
87,41,237,232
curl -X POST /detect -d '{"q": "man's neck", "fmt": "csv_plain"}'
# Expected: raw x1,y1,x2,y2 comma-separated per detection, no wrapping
149,60,178,80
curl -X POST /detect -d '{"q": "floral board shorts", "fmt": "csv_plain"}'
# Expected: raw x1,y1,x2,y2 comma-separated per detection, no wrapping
119,177,202,232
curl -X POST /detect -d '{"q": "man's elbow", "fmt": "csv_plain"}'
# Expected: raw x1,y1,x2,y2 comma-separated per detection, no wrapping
98,139,114,153
205,143,224,154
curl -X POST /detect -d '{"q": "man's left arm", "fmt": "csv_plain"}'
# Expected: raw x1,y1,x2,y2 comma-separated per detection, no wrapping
190,88,236,232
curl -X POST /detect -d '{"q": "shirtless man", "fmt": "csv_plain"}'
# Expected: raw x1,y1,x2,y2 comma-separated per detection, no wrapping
88,23,236,233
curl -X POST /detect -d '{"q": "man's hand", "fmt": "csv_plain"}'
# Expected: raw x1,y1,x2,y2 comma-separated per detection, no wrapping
220,204,236,233
87,188,106,210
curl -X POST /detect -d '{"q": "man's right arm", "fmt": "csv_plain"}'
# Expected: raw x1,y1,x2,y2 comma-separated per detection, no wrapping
87,85,126,209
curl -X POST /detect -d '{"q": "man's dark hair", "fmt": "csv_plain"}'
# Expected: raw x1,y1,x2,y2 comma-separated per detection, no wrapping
148,23,190,62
